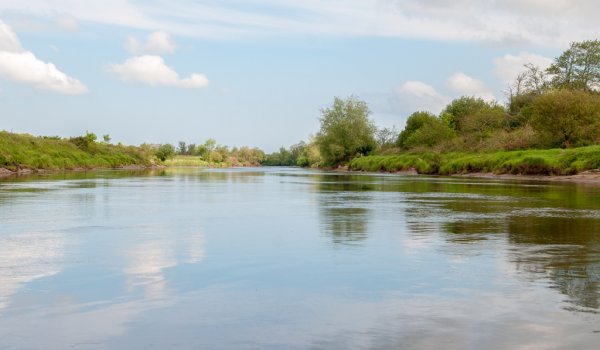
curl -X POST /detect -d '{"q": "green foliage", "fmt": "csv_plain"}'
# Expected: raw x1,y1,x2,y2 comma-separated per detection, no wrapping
349,146,600,176
263,147,295,166
0,131,153,171
102,134,111,143
547,40,600,91
316,96,377,166
397,111,454,149
178,141,187,155
531,90,600,148
440,96,493,131
155,144,176,161
376,126,398,151
228,146,265,166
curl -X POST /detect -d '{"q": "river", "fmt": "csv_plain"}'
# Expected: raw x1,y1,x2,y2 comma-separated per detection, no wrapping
0,167,599,349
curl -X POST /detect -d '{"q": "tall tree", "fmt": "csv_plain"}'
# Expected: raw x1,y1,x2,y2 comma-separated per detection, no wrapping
547,40,600,91
316,96,377,166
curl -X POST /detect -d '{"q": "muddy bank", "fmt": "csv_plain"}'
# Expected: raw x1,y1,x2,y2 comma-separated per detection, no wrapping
453,170,600,184
344,166,600,184
0,164,166,178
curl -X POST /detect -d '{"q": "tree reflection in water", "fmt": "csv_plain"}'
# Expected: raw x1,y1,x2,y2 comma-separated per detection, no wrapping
316,174,374,245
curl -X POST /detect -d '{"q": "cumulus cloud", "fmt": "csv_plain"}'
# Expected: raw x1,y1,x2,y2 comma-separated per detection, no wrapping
493,52,553,85
391,81,451,115
446,72,496,101
0,21,87,94
110,55,208,88
126,31,177,55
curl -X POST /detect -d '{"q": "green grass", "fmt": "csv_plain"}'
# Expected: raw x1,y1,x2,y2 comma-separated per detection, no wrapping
163,156,210,167
349,146,600,176
0,131,154,171
163,155,237,168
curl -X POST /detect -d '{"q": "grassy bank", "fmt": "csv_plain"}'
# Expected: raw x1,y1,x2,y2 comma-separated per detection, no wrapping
0,131,155,172
349,146,600,176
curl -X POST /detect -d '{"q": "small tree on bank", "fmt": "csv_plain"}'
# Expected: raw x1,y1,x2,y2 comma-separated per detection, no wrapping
316,96,377,166
156,144,175,161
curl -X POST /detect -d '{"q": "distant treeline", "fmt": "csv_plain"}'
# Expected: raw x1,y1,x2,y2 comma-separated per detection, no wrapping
264,39,600,175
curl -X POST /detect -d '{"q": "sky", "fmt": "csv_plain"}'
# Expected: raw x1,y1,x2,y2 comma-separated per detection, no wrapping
0,0,597,151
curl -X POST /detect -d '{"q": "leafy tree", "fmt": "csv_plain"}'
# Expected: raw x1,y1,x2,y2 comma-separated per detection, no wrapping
69,131,98,152
85,131,97,144
156,144,175,161
316,96,377,165
397,111,454,149
531,90,600,147
440,97,507,136
440,97,492,131
376,126,399,150
102,134,111,143
547,40,600,91
201,138,217,161
177,141,187,155
507,64,550,118
187,143,196,155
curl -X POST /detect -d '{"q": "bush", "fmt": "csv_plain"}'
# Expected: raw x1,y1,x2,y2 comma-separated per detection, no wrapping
531,90,600,148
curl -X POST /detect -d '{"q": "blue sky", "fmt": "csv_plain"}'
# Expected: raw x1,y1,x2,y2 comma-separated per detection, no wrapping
0,1,597,151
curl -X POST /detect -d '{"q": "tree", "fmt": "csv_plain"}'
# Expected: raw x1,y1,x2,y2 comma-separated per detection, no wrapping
547,40,600,91
156,144,175,161
316,96,377,165
397,111,454,149
177,141,187,155
376,126,399,150
187,143,197,155
102,134,111,143
440,97,492,131
531,90,600,147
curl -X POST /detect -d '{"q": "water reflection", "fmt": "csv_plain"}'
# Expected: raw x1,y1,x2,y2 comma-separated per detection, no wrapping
508,216,600,311
399,177,600,313
316,174,373,245
0,168,599,349
0,230,66,311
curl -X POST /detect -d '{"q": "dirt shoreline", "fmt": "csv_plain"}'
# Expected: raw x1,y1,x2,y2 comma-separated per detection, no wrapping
452,170,600,184
0,164,166,178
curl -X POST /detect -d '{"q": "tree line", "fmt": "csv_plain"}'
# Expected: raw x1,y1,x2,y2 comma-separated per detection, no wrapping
264,39,600,167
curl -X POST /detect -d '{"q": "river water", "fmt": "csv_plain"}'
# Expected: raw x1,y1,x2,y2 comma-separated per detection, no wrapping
0,167,599,349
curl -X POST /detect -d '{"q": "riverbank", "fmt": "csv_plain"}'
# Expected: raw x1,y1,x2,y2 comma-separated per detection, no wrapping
0,131,157,175
0,164,166,177
349,146,600,177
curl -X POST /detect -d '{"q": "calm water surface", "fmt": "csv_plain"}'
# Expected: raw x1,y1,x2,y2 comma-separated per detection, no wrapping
0,167,599,349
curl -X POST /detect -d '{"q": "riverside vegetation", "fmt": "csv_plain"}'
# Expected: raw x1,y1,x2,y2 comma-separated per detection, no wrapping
2,39,600,177
267,39,600,177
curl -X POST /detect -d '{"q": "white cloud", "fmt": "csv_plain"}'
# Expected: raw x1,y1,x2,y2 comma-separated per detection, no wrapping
0,21,87,94
126,31,177,55
110,55,208,88
446,72,496,101
0,1,598,46
392,81,451,115
493,52,553,85
0,21,22,52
